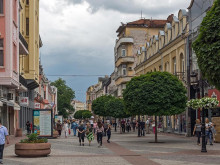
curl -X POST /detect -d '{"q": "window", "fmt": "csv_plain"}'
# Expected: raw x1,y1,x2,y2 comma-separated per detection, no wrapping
26,0,29,5
180,54,184,72
26,18,29,36
122,65,127,76
173,57,176,74
165,62,169,72
13,44,17,71
0,0,3,14
159,65,162,72
0,39,3,66
121,48,126,57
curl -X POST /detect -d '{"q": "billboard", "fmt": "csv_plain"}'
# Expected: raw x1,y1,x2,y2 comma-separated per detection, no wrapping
33,109,53,137
55,115,63,123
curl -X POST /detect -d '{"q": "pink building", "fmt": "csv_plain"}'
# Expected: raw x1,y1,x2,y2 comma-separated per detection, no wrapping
0,0,20,135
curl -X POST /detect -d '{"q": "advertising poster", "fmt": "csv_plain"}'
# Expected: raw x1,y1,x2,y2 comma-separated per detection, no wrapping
55,115,63,123
33,109,53,137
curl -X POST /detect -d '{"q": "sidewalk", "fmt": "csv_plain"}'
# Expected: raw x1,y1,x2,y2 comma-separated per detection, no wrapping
5,135,25,148
2,131,220,165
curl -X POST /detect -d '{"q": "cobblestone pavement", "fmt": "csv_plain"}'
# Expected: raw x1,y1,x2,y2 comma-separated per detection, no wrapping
2,130,220,165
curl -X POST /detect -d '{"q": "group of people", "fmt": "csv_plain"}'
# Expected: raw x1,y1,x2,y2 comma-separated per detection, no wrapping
56,119,112,147
193,118,216,146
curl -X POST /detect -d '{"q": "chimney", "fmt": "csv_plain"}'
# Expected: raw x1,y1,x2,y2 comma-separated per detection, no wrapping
167,14,174,23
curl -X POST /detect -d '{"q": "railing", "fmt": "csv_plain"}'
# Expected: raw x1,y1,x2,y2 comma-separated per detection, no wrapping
19,32,28,51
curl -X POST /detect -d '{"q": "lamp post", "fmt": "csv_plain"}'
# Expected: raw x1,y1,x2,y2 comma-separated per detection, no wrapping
200,78,207,152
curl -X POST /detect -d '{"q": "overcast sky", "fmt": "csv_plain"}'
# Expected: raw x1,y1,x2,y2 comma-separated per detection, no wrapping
39,0,190,102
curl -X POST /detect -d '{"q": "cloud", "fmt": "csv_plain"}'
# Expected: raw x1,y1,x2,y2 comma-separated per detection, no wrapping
39,0,190,102
65,0,189,17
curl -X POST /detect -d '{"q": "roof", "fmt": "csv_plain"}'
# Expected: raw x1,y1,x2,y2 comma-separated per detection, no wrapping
116,18,168,34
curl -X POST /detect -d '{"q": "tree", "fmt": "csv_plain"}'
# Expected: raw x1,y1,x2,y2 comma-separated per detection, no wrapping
123,72,187,142
192,0,220,90
104,97,129,132
51,78,75,118
82,110,92,119
74,110,83,119
92,95,113,118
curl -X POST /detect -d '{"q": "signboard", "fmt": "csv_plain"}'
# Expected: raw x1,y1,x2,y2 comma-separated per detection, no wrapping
33,109,53,137
19,97,29,106
55,115,63,123
34,103,41,109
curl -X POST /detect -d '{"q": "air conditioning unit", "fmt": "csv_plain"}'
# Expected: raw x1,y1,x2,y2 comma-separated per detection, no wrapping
0,89,3,98
128,67,133,71
7,93,13,100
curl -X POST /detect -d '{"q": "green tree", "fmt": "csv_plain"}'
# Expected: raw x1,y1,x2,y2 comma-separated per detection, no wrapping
74,110,83,119
192,0,220,90
123,72,187,142
92,95,113,118
51,78,75,118
82,110,92,119
104,97,129,132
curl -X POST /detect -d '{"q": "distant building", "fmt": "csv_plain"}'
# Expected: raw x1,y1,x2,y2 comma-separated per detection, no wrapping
71,100,86,117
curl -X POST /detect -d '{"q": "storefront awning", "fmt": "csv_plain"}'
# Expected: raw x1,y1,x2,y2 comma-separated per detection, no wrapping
14,102,20,111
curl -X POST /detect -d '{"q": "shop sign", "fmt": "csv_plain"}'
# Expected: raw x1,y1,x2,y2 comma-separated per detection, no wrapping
19,97,29,106
35,103,41,109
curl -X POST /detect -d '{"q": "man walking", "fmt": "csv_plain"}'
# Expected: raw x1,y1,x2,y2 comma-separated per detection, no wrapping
0,120,9,164
71,120,78,136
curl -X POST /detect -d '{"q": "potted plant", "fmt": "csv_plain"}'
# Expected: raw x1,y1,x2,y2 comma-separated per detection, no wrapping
15,133,51,157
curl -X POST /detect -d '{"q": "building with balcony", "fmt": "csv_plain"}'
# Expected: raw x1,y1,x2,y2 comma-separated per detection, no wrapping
114,18,168,97
0,0,21,135
134,10,190,135
19,0,42,130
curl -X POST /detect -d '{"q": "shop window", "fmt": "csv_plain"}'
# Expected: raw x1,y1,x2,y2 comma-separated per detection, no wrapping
0,0,3,14
0,39,3,66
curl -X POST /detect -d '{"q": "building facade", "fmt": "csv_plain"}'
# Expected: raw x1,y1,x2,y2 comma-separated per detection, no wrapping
135,10,190,135
114,18,168,97
19,0,42,130
0,0,20,135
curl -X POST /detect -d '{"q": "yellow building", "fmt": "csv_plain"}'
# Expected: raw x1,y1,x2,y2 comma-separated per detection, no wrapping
19,0,42,89
135,10,189,134
86,86,94,111
114,18,169,97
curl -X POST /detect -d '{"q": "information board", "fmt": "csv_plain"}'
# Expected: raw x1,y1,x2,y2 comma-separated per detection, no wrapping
55,115,63,123
33,109,53,137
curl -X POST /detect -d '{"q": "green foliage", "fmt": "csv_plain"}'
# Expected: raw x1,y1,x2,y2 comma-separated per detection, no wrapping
74,110,92,119
82,110,92,119
92,95,113,116
51,78,75,118
104,97,129,118
123,72,187,116
20,133,48,143
187,97,219,109
192,0,220,90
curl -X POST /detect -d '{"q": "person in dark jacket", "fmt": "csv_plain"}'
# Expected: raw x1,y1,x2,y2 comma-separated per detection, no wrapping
106,124,111,143
77,122,85,146
26,121,31,134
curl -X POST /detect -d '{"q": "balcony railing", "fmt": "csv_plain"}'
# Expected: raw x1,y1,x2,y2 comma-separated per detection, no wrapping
19,32,28,51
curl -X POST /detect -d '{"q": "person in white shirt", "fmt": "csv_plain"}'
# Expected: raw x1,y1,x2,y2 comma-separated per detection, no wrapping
146,118,150,134
63,121,69,138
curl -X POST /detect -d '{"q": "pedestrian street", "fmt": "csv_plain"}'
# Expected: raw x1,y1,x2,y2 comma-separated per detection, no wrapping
3,131,220,165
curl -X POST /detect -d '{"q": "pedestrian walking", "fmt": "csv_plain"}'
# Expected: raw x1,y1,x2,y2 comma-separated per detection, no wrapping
96,121,104,147
121,120,125,133
205,118,213,145
56,120,62,137
146,118,150,134
0,119,9,164
126,120,130,133
63,121,69,138
152,120,156,134
86,123,94,146
26,121,31,134
140,120,145,136
93,120,97,133
193,119,201,145
104,121,108,136
106,124,111,143
71,120,78,136
132,119,136,132
77,122,86,146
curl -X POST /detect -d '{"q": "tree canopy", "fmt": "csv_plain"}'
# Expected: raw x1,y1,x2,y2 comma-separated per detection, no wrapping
51,78,75,118
104,97,129,119
74,110,92,119
92,95,113,116
192,0,220,90
123,72,187,116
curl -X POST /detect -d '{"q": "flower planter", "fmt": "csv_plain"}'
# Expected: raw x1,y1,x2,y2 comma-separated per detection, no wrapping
15,143,51,157
53,131,59,138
